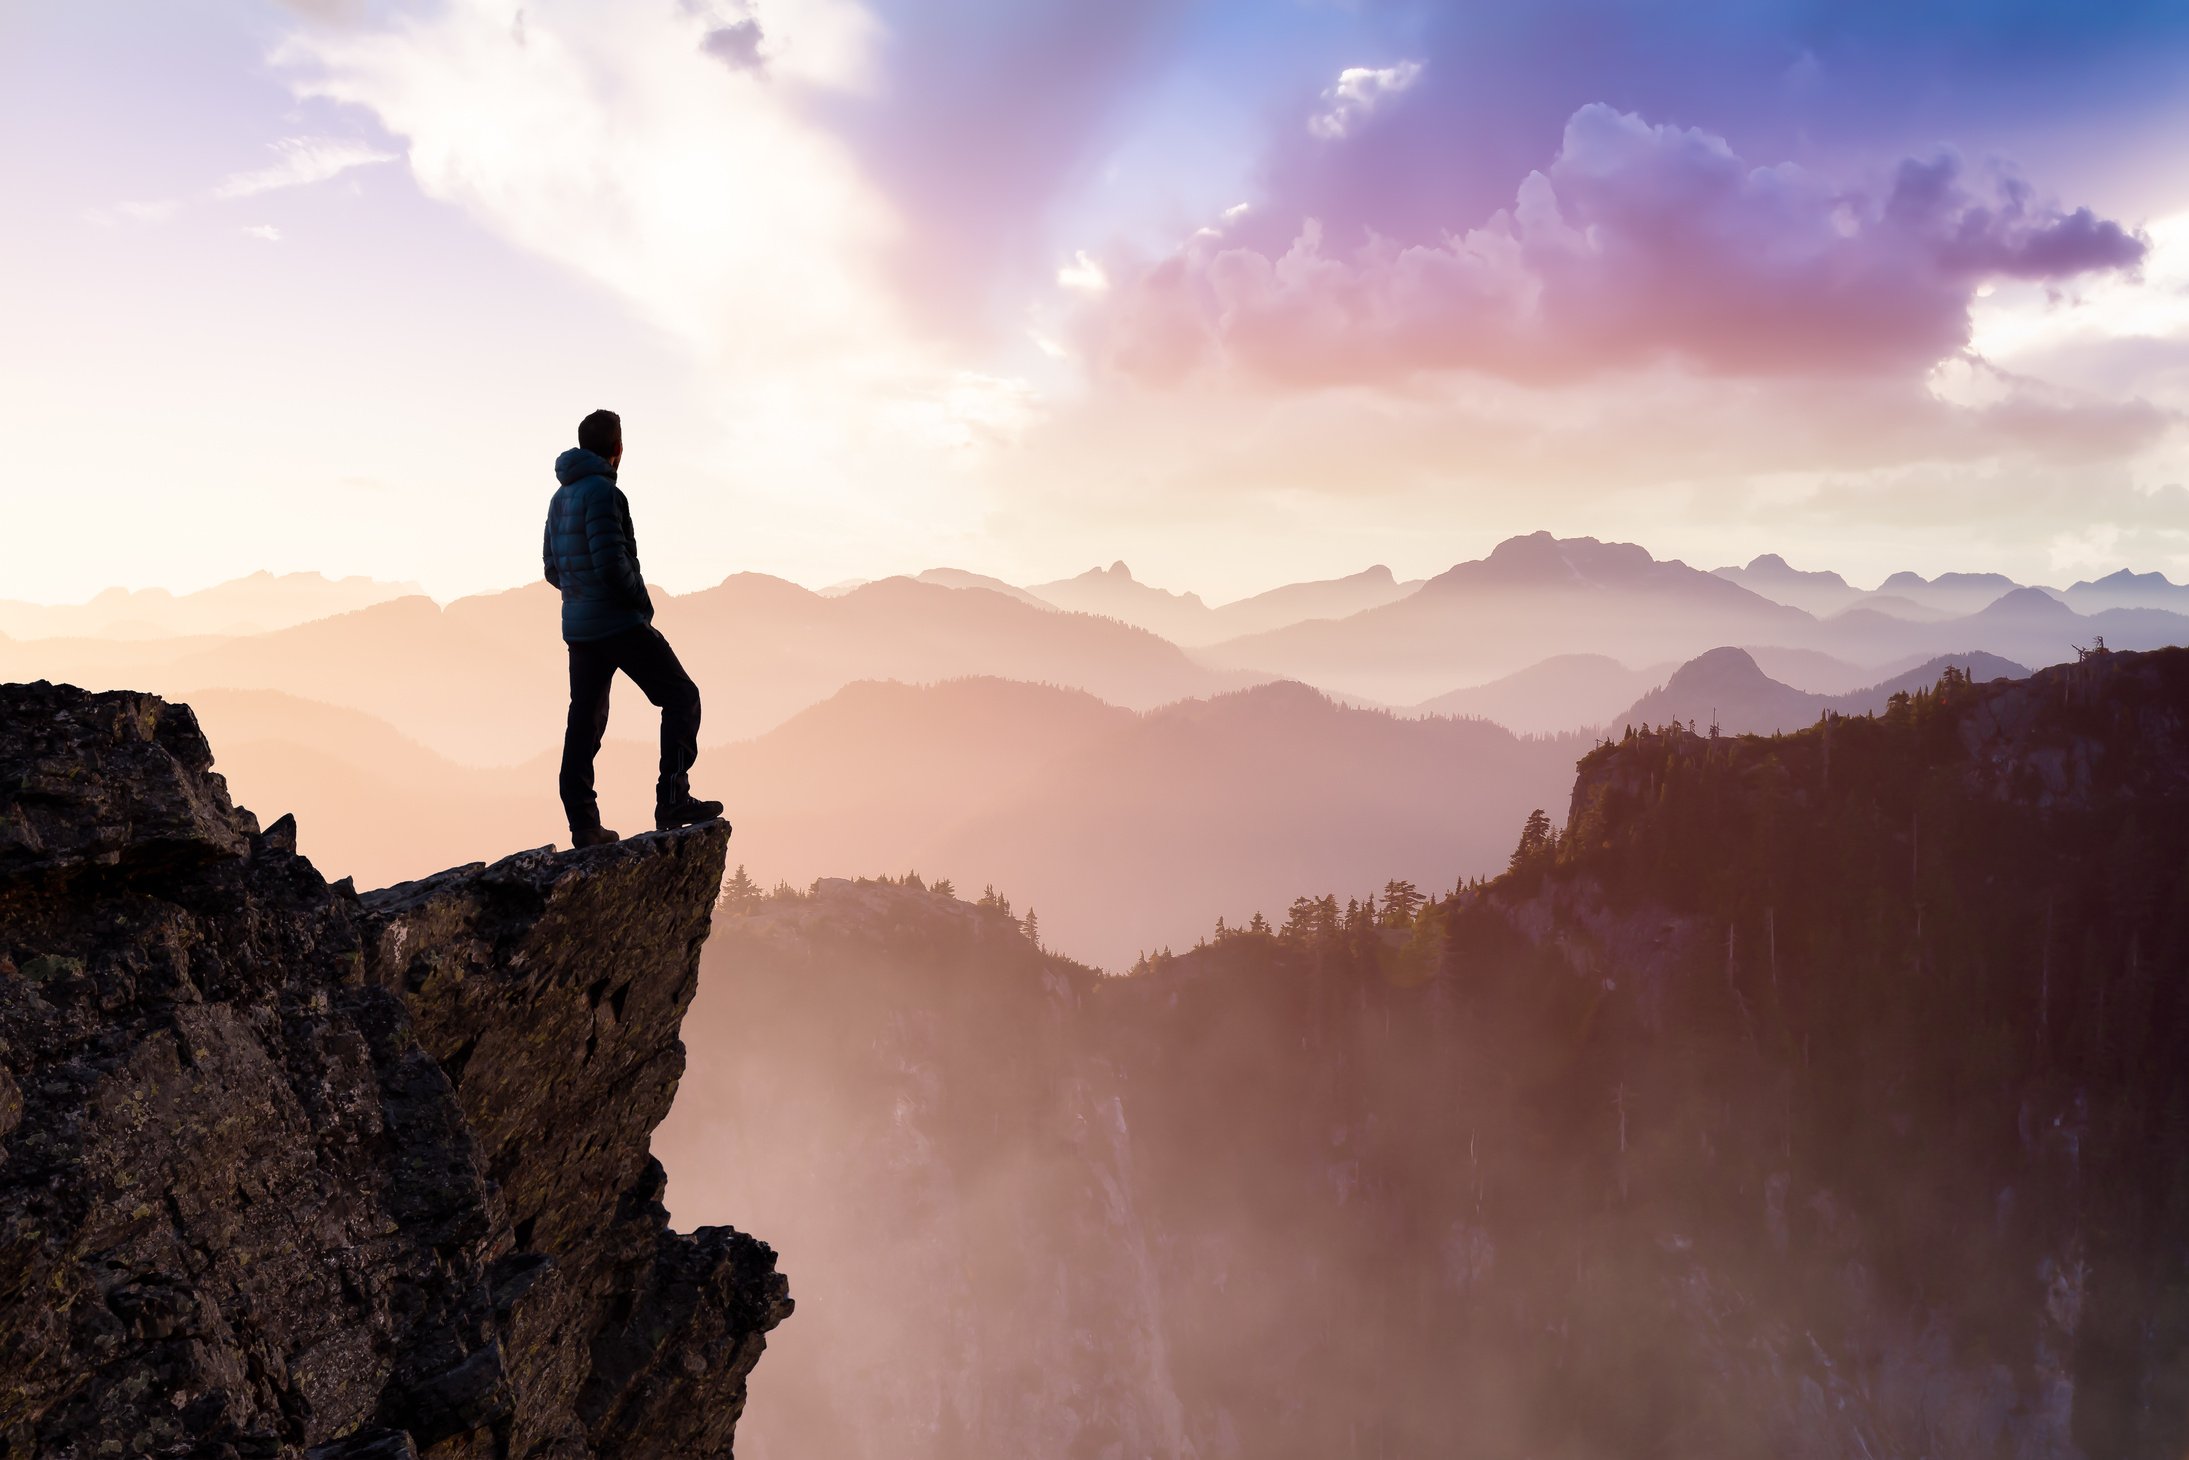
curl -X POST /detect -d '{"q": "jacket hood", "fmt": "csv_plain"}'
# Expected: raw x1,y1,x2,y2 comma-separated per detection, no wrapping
555,447,617,485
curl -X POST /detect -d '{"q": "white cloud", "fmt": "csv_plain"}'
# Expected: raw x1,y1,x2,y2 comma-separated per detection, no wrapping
273,0,1032,553
1971,212,2189,362
242,224,284,242
213,135,399,199
1058,251,1109,292
1309,60,1423,140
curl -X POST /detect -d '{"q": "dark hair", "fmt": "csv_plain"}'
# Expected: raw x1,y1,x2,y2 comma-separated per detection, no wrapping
578,408,622,457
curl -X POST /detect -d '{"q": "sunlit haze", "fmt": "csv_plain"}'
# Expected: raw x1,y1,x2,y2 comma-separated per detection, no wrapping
7,0,2189,603
15,9,2189,1458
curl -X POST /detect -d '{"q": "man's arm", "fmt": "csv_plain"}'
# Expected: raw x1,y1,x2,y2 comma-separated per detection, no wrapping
582,486,653,616
542,515,561,589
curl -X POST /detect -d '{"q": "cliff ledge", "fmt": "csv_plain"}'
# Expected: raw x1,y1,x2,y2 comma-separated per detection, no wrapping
0,680,787,1460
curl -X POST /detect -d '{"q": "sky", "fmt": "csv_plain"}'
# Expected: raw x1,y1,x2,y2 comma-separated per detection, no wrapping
5,0,2189,604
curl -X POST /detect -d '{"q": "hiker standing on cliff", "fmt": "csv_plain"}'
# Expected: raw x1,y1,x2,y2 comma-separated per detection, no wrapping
543,408,724,847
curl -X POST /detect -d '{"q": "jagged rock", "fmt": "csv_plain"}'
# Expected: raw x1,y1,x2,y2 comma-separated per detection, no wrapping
0,680,788,1460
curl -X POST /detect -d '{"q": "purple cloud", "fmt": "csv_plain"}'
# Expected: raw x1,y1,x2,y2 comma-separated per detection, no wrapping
699,19,765,74
1083,105,2148,388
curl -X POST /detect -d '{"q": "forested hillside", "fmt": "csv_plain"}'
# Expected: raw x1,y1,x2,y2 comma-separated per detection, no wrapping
661,647,2189,1458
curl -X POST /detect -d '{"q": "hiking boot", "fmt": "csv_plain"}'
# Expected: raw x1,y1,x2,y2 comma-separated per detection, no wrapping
571,824,621,849
654,795,726,833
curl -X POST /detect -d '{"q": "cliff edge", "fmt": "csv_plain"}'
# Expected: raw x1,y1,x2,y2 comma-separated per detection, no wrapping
0,681,788,1460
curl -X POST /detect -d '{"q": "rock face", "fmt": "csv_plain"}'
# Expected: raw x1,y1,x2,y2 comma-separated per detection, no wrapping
0,681,787,1460
661,648,2189,1460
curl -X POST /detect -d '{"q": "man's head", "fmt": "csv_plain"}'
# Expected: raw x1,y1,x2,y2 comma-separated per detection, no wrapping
578,408,623,467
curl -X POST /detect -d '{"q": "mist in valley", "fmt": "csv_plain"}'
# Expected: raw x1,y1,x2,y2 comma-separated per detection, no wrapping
654,653,2189,1458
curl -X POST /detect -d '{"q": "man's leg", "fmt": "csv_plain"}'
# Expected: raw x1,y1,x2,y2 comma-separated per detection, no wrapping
617,626,704,810
558,638,618,834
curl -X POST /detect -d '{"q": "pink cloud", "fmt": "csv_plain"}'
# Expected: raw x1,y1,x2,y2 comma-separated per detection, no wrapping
1084,104,2147,388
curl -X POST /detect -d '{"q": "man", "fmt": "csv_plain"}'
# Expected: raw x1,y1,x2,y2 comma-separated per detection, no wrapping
543,408,723,847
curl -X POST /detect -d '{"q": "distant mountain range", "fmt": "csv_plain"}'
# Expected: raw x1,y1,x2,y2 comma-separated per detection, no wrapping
1205,534,1816,703
1709,554,1865,616
1715,553,2189,616
1201,534,2187,707
0,570,419,640
0,575,1253,765
1024,561,1423,644
9,536,2187,964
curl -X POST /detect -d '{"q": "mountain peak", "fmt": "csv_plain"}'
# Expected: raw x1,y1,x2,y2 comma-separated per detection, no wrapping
1475,532,1652,582
1981,586,2078,618
1427,532,1700,593
2081,568,2178,590
1665,645,1769,687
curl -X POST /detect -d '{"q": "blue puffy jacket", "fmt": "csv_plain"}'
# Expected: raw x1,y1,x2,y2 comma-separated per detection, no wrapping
542,447,656,643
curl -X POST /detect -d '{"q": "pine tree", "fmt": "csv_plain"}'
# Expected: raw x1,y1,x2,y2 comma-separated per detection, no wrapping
932,878,955,899
1024,908,1041,950
720,864,761,909
1380,879,1425,928
1509,808,1554,872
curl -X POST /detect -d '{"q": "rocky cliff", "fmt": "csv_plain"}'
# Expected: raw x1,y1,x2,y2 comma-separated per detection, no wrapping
0,681,788,1460
660,647,2189,1459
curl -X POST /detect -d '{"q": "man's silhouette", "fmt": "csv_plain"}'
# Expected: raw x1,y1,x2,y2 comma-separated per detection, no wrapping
543,408,723,847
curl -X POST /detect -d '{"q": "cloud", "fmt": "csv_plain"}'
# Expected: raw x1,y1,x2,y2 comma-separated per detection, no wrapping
242,224,284,242
212,135,399,199
1083,105,2147,389
274,0,1033,549
1884,155,2143,279
699,19,766,73
814,0,1189,337
1057,251,1108,292
1308,61,1423,141
1249,0,2189,259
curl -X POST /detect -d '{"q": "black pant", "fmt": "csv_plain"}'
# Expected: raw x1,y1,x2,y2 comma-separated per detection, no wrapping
559,625,701,830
